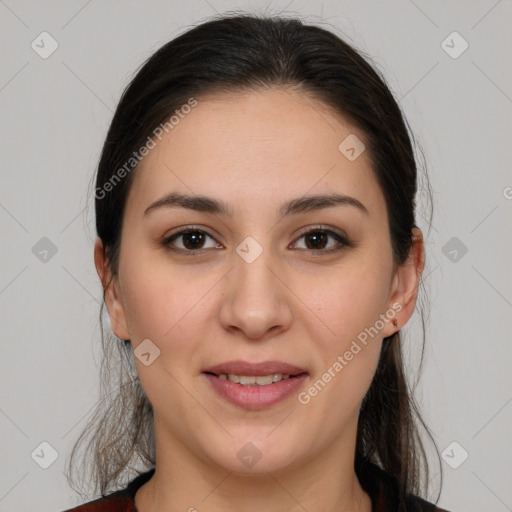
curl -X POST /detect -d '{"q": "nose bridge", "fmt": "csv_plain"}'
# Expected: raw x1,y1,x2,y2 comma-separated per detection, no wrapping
219,233,291,338
233,234,280,302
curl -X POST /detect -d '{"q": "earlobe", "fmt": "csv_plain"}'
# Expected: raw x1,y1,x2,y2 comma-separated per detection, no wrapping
382,228,425,337
94,238,130,340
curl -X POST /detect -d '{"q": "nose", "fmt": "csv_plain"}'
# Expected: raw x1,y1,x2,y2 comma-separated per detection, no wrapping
218,241,293,341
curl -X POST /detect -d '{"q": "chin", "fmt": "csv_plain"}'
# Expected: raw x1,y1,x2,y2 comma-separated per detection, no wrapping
202,436,302,475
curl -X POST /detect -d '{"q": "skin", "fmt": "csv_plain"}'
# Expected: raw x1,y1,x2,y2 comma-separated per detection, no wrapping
95,87,424,512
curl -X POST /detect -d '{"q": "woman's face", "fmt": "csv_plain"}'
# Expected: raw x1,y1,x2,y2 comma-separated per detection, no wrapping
98,88,420,475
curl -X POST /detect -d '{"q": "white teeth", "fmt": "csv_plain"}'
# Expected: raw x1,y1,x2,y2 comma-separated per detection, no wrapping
239,375,257,385
219,373,291,385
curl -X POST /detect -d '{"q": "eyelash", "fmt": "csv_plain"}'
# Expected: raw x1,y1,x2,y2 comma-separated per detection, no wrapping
161,225,353,256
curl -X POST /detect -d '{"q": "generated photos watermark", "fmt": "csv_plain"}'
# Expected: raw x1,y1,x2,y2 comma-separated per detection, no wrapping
298,301,402,405
94,97,198,200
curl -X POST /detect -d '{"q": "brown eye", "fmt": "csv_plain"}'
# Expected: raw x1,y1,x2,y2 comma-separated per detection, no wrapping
291,228,353,254
162,228,222,255
303,231,329,250
162,225,353,256
176,231,207,250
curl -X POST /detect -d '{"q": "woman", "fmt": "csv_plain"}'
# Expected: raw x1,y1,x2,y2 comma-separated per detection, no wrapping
64,13,450,512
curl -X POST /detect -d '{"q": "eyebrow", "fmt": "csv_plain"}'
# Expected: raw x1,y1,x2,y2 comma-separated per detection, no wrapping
143,192,369,218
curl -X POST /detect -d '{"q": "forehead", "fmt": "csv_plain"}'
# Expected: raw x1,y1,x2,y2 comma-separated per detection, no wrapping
126,87,386,219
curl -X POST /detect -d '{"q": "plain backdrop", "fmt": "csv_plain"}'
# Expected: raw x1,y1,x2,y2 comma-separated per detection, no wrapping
1,1,511,511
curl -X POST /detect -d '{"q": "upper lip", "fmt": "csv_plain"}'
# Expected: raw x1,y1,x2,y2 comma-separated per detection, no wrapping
203,360,308,376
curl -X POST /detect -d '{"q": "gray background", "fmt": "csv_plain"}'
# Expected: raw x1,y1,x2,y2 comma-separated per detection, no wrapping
1,1,511,511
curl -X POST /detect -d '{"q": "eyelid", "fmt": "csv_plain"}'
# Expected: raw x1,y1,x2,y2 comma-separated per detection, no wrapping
164,224,216,239
294,224,347,240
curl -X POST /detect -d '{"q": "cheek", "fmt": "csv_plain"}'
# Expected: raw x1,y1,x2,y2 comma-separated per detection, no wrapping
119,254,220,368
292,258,391,408
119,247,199,337
119,261,210,409
300,257,392,345
120,275,171,341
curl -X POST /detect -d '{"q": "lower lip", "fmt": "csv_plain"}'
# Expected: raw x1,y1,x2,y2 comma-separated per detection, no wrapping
203,373,308,410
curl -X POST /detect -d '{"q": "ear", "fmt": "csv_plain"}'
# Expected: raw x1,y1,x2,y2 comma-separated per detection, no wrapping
381,228,425,337
94,237,130,340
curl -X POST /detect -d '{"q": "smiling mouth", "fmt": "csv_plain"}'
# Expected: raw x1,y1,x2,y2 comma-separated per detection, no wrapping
202,371,309,410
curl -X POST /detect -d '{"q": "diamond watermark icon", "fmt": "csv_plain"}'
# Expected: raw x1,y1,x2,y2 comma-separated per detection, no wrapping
32,237,58,263
31,31,59,59
134,338,161,366
441,441,469,469
441,31,468,59
338,134,365,161
236,236,263,264
236,441,263,468
442,236,468,263
31,441,59,469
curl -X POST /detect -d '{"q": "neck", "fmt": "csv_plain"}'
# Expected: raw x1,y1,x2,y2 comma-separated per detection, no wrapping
135,417,372,512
